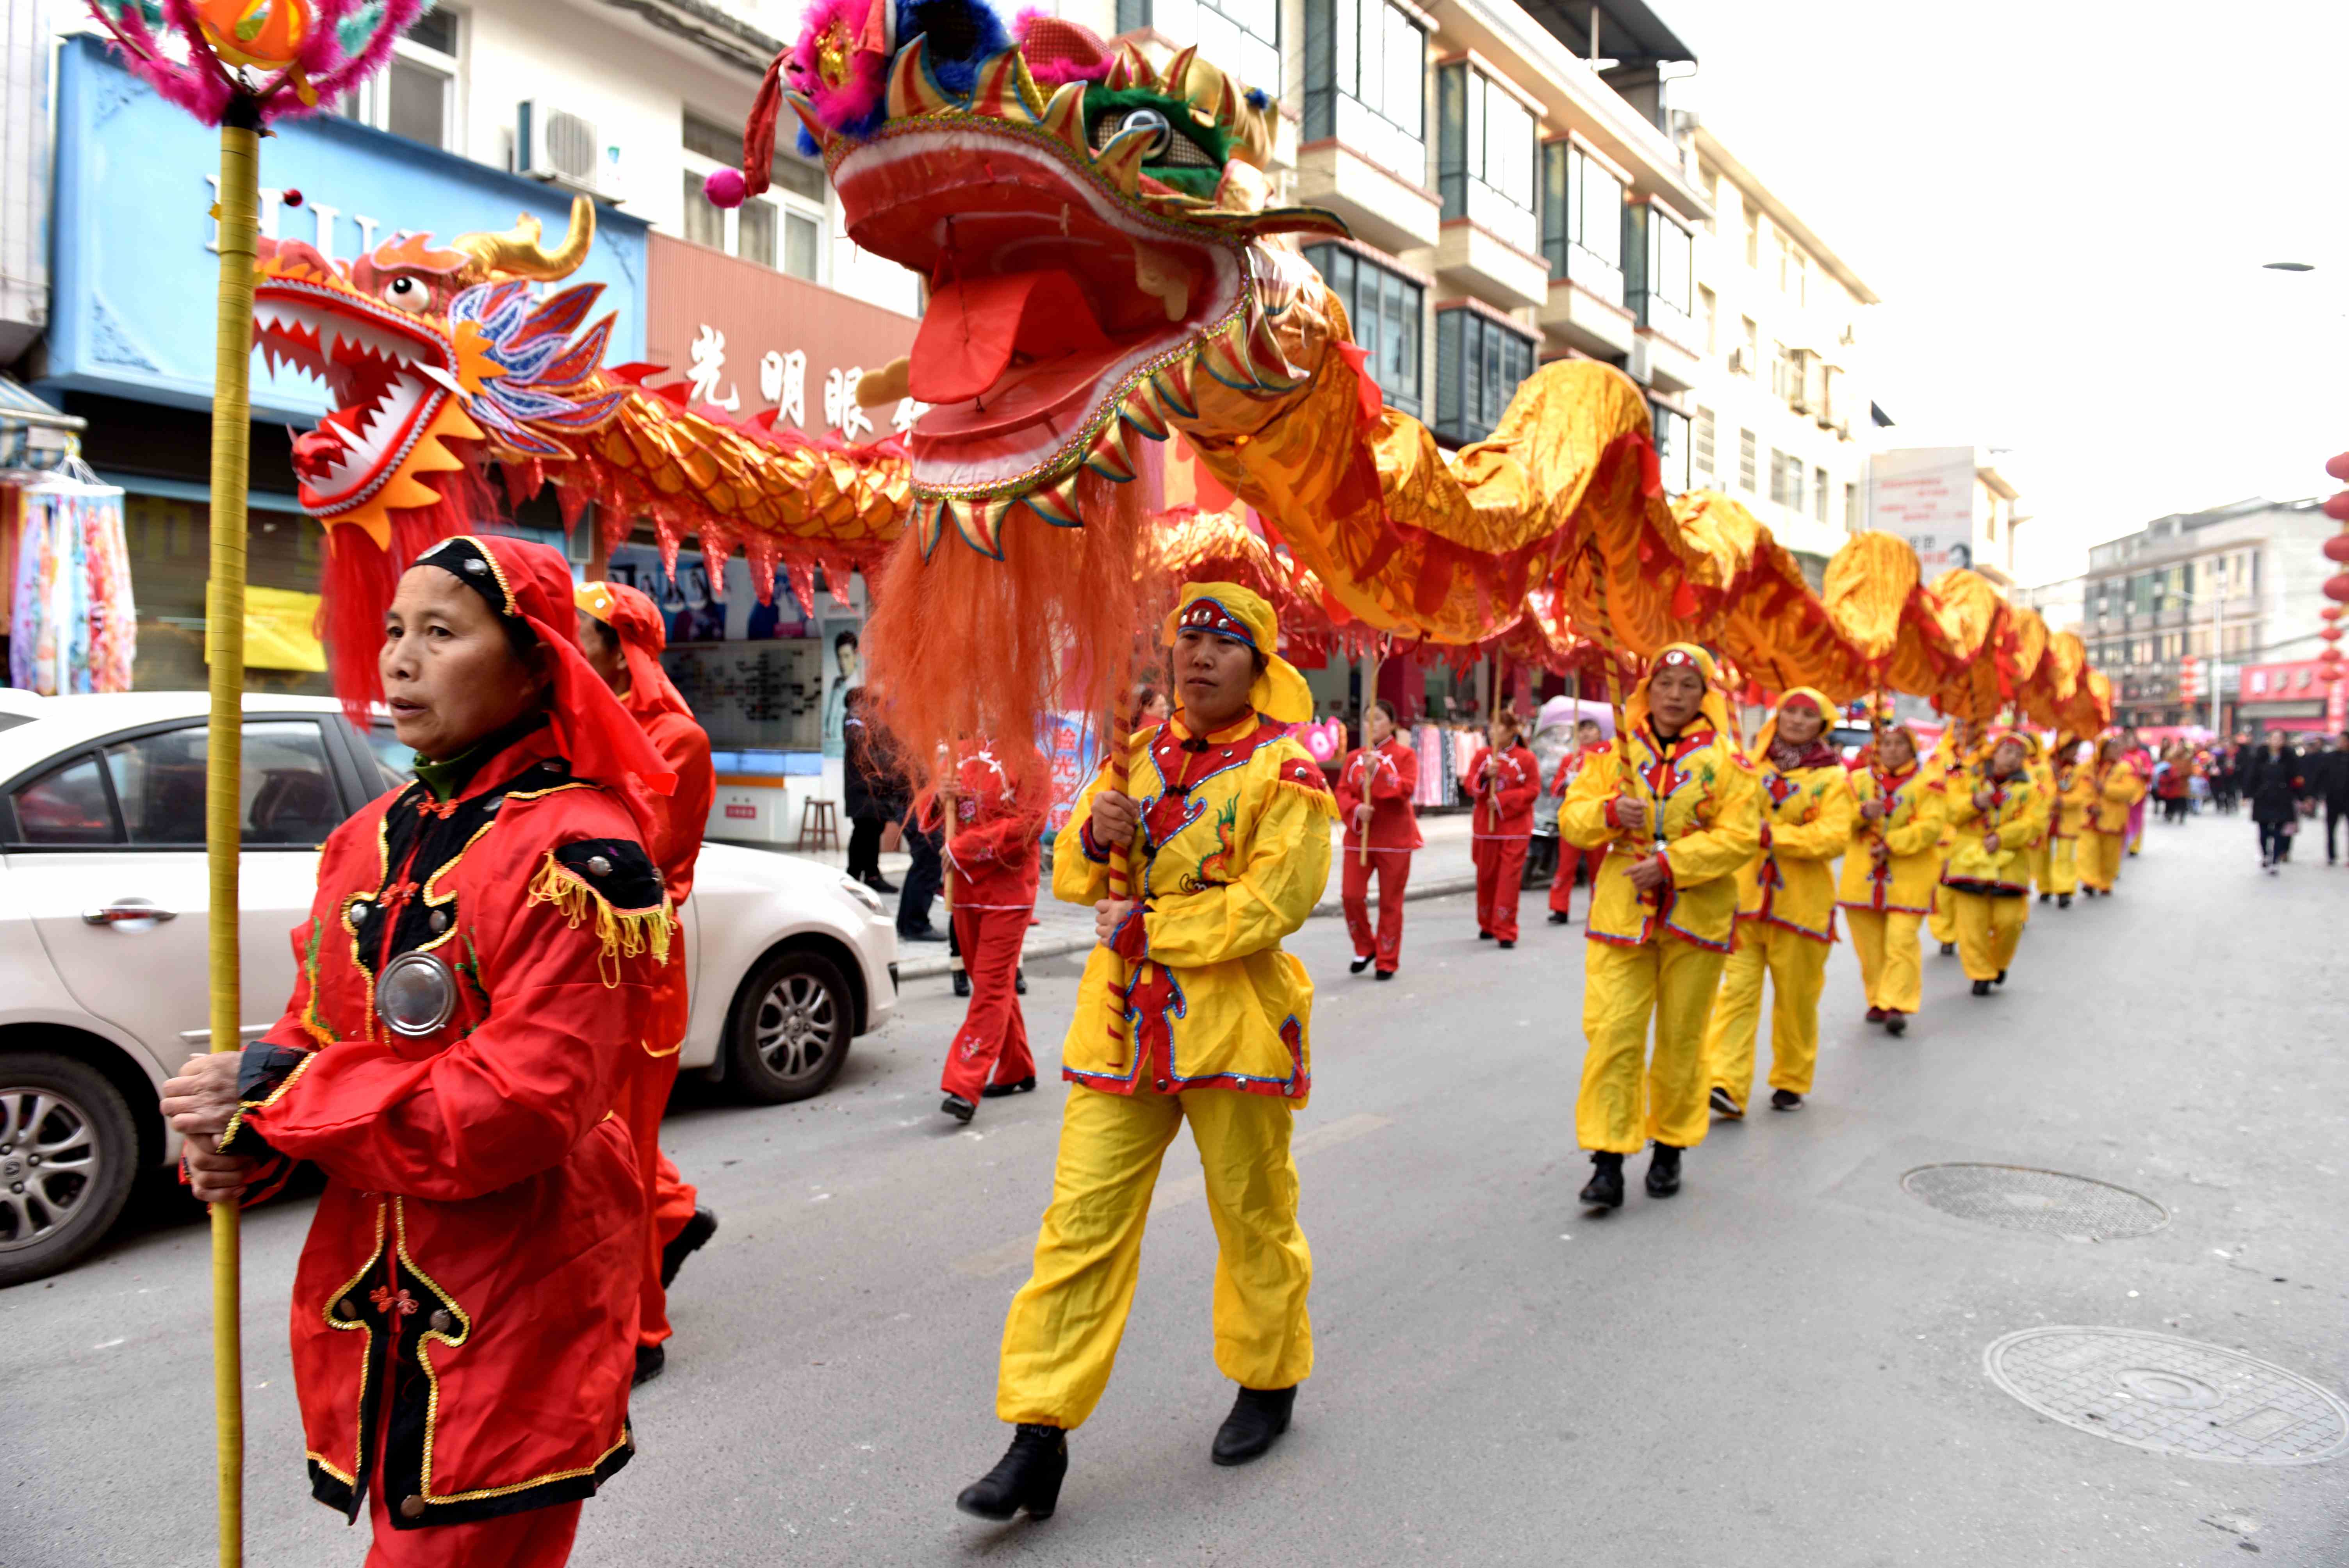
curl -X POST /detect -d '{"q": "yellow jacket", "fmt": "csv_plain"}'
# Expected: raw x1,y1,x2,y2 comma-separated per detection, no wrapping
1732,755,1855,941
1055,712,1335,1103
1942,764,2051,893
1560,723,1762,951
2053,766,2095,837
1838,763,1948,914
2086,761,2144,834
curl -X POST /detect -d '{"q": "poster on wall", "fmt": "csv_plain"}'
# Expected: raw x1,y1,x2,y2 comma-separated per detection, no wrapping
1867,447,1976,578
1041,713,1096,832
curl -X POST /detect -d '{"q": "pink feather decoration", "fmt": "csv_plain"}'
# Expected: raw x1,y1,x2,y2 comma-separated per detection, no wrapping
784,0,889,134
87,0,430,125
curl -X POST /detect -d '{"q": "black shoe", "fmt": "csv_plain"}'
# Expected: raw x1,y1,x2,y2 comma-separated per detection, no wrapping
1939,942,1957,956
902,925,948,943
1374,969,1394,981
1770,1089,1802,1112
660,1206,719,1289
1884,1012,1907,1037
1579,1153,1625,1208
632,1343,665,1386
2037,893,2051,903
1971,979,1992,996
1014,969,1027,996
981,1076,1037,1099
864,873,899,895
1709,1086,1744,1120
942,1093,977,1123
1497,939,1515,950
1547,911,1572,925
1478,929,1495,941
1645,1143,1682,1196
1211,1384,1297,1466
1350,956,1372,974
1995,969,2007,986
2057,894,2071,909
952,969,972,998
957,1424,1068,1521
1866,1006,1886,1024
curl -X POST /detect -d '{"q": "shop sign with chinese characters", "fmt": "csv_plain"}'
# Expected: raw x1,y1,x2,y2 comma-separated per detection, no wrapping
647,232,921,441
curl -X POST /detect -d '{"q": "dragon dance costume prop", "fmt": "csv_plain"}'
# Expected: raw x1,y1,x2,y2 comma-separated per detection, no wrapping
1939,730,2051,991
1558,645,1760,1199
1335,729,1420,976
1703,688,1854,1115
1467,732,1542,945
1836,721,1946,1029
574,580,718,1373
217,538,676,1565
938,742,1047,1115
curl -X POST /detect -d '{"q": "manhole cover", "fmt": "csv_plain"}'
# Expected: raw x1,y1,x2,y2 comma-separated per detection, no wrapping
1985,1327,2349,1465
1901,1164,2168,1240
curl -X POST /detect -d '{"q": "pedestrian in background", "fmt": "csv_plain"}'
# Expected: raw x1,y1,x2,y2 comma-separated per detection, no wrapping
1941,730,2050,996
2077,734,2143,896
2315,731,2349,864
843,687,904,894
2245,730,2305,874
1837,717,1944,1038
1465,708,1541,948
1336,698,1420,980
937,740,1045,1122
1546,717,1611,925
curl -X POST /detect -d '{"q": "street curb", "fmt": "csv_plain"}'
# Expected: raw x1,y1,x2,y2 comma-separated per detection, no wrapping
893,873,1486,982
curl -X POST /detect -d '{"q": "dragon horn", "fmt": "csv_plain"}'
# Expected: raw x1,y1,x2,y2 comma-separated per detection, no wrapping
453,195,596,282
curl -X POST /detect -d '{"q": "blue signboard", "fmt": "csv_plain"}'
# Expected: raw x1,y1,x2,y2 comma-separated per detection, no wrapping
45,36,648,421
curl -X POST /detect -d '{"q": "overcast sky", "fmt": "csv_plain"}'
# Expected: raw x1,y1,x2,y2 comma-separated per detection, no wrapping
1659,0,2349,585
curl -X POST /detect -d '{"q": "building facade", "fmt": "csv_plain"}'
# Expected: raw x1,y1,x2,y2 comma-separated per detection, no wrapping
2081,497,2331,732
1865,446,2028,592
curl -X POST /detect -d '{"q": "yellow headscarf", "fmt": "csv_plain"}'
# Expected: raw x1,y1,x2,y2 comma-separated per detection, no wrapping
1161,581,1315,726
1622,641,1735,745
1752,685,1836,761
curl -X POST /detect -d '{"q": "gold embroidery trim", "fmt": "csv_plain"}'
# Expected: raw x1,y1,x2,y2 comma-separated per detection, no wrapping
319,1197,387,1491
524,851,675,987
214,1047,320,1151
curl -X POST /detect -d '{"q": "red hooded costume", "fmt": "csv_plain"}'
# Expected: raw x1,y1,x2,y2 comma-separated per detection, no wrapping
937,741,1045,1103
1334,733,1420,972
576,579,715,1352
1465,737,1541,942
221,536,675,1560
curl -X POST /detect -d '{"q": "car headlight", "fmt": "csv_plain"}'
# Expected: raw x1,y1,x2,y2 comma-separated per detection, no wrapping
839,875,887,916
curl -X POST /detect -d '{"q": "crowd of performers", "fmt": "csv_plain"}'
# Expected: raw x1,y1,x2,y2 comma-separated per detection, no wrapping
153,538,2174,1559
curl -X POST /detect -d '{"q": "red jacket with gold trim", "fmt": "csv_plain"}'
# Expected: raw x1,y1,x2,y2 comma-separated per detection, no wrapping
636,706,712,1048
1335,738,1422,853
1466,744,1541,837
941,746,1044,909
222,723,665,1533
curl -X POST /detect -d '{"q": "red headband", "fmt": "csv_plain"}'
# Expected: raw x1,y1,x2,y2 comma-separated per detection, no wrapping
1176,596,1257,649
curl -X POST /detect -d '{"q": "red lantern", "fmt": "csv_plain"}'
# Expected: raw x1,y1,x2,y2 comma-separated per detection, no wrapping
2327,532,2349,563
2323,625,2345,642
2326,605,2346,623
2328,572,2349,603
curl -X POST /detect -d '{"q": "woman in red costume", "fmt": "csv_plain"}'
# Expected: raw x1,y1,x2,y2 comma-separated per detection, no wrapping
938,739,1048,1122
162,536,676,1567
1546,716,1610,924
1465,708,1542,947
576,579,722,1384
1335,698,1421,979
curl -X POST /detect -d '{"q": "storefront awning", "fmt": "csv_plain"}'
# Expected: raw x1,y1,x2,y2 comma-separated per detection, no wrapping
0,376,83,474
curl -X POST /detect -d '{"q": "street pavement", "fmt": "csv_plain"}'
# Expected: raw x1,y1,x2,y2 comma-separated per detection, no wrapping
5,812,2347,1566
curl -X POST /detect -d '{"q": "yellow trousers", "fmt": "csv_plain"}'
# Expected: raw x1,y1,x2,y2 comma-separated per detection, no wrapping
2029,841,2050,894
1951,890,2026,981
1845,908,1923,1015
1927,876,1959,946
1577,935,1730,1154
2043,837,2078,897
997,1084,1312,1429
1703,922,1830,1104
2078,830,2124,892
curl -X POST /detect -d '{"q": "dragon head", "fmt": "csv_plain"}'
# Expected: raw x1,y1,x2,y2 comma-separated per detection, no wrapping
744,0,1345,556
252,195,624,546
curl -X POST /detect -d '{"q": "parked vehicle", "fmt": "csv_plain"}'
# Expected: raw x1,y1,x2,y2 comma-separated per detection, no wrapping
0,691,896,1286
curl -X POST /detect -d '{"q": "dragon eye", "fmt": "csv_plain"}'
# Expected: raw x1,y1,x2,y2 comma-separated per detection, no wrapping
380,277,426,311
1117,107,1172,158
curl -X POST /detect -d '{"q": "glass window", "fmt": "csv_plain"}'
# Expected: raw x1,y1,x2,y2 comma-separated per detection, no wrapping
1651,403,1691,495
386,58,450,147
342,9,460,150
98,721,341,848
682,170,726,251
784,211,820,281
1739,317,1758,376
119,497,333,697
1304,245,1423,417
1844,482,1860,531
737,199,777,270
1306,0,1425,180
1541,141,1624,303
1434,307,1535,445
1739,429,1757,492
8,754,119,845
1813,465,1829,523
1693,406,1715,477
1625,205,1692,340
1438,64,1536,252
1125,0,1281,94
1698,285,1716,354
1743,207,1760,269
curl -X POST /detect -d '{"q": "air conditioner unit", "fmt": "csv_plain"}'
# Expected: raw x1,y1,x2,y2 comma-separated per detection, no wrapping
519,100,608,194
1788,392,1811,415
1727,346,1749,375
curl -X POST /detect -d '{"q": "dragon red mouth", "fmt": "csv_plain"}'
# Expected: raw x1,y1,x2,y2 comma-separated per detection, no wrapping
835,124,1245,503
253,274,456,515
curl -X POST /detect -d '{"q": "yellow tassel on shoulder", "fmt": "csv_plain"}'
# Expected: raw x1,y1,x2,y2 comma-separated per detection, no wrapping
525,852,675,987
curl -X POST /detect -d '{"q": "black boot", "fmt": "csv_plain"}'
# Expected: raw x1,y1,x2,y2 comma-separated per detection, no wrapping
1971,979,1992,996
952,968,971,999
660,1206,719,1289
942,1093,977,1123
2057,893,2071,909
981,1076,1037,1099
1995,969,2008,986
956,1424,1068,1521
1939,941,1957,956
1579,1153,1625,1208
1015,968,1027,996
632,1343,665,1386
1884,1012,1908,1037
1645,1143,1682,1197
1547,909,1572,925
1212,1385,1297,1466
1769,1089,1802,1112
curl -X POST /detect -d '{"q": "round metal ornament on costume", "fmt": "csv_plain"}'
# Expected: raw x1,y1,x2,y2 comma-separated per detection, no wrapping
376,952,460,1037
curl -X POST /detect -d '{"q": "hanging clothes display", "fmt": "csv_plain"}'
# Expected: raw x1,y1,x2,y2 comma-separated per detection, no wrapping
8,478,134,695
1411,723,1449,807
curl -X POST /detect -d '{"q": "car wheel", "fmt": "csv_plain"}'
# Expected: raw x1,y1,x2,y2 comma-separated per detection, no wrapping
0,1053,139,1288
725,949,853,1105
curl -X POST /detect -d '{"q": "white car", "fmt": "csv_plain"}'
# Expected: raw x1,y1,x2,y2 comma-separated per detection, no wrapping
0,691,896,1286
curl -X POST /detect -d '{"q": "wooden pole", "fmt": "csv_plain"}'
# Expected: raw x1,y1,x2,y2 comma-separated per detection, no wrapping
204,97,261,1568
1358,647,1379,866
1100,687,1136,1066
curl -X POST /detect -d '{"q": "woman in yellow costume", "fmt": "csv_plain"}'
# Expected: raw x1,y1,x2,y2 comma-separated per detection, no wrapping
1939,729,2051,995
1837,716,1946,1038
1925,717,1986,956
2024,727,2059,903
2078,734,2144,896
957,583,1335,1522
1559,645,1761,1208
2043,738,2093,908
1703,688,1854,1117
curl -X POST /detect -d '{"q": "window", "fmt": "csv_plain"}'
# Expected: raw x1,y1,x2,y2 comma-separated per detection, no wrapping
1775,230,1792,292
1650,402,1691,495
1792,249,1809,307
1439,64,1537,254
1305,245,1425,417
1769,448,1803,513
1743,207,1760,269
1843,481,1859,531
1813,465,1829,523
1738,428,1757,493
1698,285,1716,355
1434,306,1536,445
1303,0,1426,181
1780,345,1809,409
1624,204,1693,342
1699,164,1719,230
1540,141,1625,304
97,722,341,848
683,114,826,280
1693,406,1715,477
1122,0,1282,95
6,754,117,845
1739,317,1758,376
1769,341,1789,399
340,7,460,150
